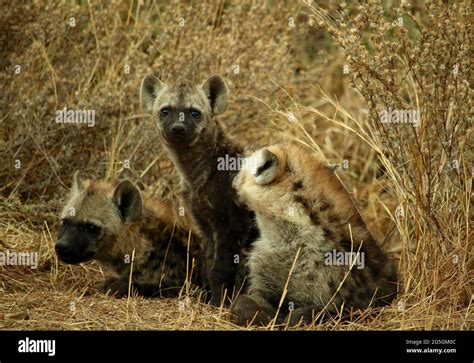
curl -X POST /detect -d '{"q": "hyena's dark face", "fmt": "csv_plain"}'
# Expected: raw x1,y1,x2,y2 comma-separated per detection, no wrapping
155,104,203,145
56,174,142,264
56,219,102,264
140,74,228,145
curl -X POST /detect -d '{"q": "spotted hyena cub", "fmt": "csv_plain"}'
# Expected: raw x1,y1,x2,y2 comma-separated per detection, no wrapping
140,74,258,305
56,173,202,297
231,144,397,325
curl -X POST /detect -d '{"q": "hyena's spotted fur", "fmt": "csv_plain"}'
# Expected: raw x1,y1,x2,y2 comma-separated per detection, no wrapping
140,74,259,305
231,143,398,325
56,174,202,297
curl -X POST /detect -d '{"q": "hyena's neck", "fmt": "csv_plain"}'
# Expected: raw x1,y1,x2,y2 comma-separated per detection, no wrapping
97,225,149,275
165,122,242,190
98,203,172,274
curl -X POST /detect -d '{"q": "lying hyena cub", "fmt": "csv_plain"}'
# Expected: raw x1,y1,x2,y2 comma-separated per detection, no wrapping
56,173,202,297
230,144,397,326
140,74,259,305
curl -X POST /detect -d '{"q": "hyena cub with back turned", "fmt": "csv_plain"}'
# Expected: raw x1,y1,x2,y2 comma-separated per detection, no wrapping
231,143,397,325
56,173,202,297
140,74,259,305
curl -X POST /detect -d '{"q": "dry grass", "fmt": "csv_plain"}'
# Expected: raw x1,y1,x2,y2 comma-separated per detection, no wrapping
0,0,472,330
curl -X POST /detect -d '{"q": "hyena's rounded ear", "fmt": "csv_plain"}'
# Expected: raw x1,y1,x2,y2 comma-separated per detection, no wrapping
201,75,228,116
72,170,84,194
247,149,279,185
140,73,164,113
113,180,142,223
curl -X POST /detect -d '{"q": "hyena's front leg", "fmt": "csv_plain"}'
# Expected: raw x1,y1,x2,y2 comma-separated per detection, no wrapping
99,277,164,298
283,303,332,326
284,306,318,326
230,294,276,326
99,277,131,298
208,233,241,306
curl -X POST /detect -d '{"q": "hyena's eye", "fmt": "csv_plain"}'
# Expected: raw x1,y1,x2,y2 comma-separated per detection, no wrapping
160,107,170,118
190,109,201,119
83,223,101,235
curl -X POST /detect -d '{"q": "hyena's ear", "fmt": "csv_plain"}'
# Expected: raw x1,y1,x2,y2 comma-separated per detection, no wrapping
201,75,228,116
247,149,279,185
113,180,142,223
140,73,164,113
71,170,84,194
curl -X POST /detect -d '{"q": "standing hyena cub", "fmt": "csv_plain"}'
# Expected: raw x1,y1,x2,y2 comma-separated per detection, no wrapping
231,143,398,325
56,173,202,297
140,74,259,305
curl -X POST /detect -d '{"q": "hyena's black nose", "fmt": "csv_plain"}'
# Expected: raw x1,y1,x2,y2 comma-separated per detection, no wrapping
171,124,186,135
55,241,72,256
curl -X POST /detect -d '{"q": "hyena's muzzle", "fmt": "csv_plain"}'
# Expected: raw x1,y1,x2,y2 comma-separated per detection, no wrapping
157,106,202,145
55,220,101,264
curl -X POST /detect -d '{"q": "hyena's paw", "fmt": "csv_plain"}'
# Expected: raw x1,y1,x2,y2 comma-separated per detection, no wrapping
230,294,275,326
285,306,320,327
99,278,133,298
209,293,223,307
